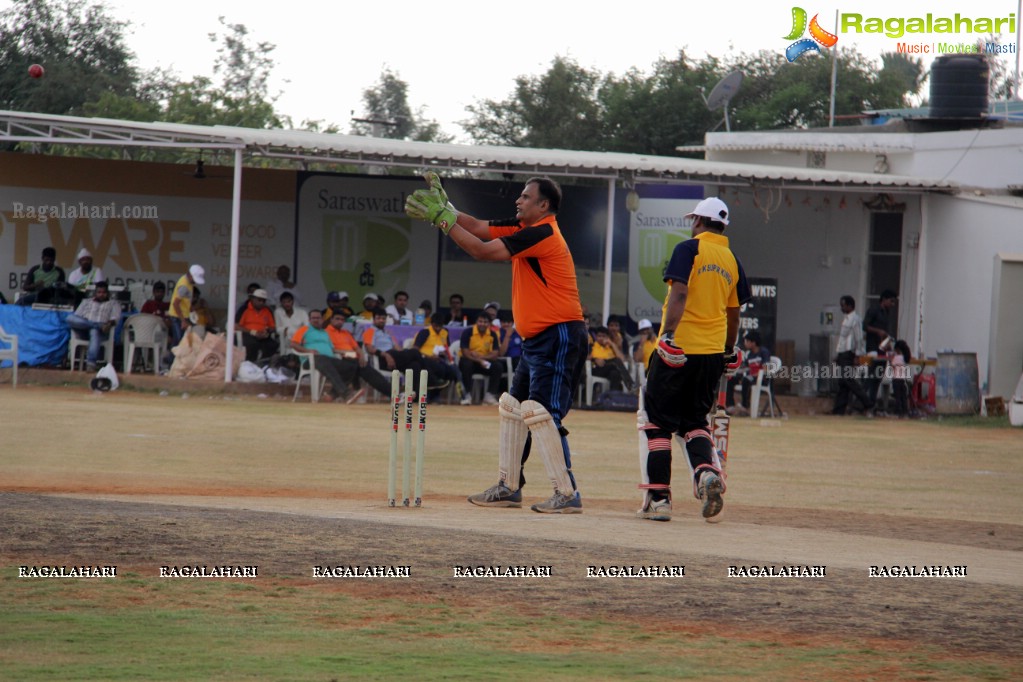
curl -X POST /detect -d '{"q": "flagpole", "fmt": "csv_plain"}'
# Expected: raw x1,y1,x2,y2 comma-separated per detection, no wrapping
828,9,839,126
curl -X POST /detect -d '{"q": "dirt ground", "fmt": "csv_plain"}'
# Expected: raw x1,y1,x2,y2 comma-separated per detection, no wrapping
1,383,1021,668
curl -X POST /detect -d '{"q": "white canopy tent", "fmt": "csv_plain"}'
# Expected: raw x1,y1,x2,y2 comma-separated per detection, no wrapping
0,110,958,381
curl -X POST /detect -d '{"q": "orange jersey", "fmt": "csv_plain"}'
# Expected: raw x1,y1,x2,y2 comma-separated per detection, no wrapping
489,215,583,339
327,325,359,353
237,303,275,333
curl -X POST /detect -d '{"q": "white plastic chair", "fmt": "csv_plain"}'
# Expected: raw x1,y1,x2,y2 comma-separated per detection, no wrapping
292,351,324,403
127,282,152,313
0,324,18,388
123,313,168,374
749,356,783,419
368,353,394,403
584,360,611,406
68,325,116,371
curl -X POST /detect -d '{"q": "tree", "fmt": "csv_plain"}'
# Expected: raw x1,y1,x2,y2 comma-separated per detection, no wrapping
726,47,923,130
599,52,723,153
351,68,451,142
0,0,137,115
462,56,603,149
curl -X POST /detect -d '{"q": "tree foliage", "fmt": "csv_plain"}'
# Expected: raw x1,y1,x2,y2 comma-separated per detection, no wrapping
463,56,603,149
463,48,927,152
0,0,137,115
351,68,452,143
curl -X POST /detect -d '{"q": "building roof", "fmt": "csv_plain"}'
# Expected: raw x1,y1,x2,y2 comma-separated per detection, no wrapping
0,110,957,192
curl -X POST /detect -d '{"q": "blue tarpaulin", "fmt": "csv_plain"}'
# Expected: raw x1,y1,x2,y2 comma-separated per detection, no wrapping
0,305,70,367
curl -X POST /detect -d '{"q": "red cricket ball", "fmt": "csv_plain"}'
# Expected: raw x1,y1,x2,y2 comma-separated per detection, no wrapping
28,64,45,79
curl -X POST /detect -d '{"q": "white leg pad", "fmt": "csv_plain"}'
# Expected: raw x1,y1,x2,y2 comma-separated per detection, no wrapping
637,390,650,492
521,400,574,495
498,392,527,490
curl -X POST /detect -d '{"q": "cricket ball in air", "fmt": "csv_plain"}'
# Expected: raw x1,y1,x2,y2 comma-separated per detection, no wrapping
28,64,45,79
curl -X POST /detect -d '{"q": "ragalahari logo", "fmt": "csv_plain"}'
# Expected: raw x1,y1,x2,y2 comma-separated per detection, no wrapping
784,7,838,61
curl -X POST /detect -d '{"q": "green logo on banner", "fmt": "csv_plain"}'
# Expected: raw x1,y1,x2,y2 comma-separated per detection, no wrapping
320,216,410,295
637,228,688,301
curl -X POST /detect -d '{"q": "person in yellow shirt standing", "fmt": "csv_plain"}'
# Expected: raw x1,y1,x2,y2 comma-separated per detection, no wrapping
638,198,750,523
168,264,204,347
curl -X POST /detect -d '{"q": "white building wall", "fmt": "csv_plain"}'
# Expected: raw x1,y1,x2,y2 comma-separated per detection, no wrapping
921,194,1023,392
721,186,916,365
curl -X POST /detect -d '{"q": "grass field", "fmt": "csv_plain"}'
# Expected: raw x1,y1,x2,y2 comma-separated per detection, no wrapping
1,384,1021,680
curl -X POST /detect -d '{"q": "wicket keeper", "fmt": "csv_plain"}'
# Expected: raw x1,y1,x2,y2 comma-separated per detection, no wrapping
405,174,588,513
638,197,750,522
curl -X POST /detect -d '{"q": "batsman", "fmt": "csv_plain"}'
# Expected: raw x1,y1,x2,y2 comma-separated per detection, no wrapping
638,197,749,522
405,173,589,514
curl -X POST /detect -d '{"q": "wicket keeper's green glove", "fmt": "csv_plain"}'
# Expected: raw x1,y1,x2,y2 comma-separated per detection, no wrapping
405,189,457,234
424,171,458,224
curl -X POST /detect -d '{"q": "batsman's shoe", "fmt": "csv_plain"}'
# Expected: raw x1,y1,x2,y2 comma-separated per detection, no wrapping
468,482,522,508
637,497,672,522
530,491,583,514
698,471,724,520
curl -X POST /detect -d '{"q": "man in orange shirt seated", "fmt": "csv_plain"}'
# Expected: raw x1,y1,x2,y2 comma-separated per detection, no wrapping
237,288,277,364
325,310,391,398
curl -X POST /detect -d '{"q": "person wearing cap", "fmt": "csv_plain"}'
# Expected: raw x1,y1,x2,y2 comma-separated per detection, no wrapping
237,288,277,364
406,173,588,514
632,319,658,372
637,197,751,523
17,246,66,306
323,291,354,322
169,264,204,345
67,248,105,302
235,282,263,324
482,301,502,330
357,292,381,320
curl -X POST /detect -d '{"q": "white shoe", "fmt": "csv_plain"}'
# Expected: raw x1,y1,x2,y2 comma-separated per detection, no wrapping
459,394,472,406
482,393,498,405
637,497,671,522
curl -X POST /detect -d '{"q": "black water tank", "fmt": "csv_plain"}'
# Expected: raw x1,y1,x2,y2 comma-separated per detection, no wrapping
929,54,989,118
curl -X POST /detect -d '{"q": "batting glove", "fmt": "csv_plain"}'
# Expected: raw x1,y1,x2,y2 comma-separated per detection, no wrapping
723,346,744,376
405,189,457,234
656,334,687,367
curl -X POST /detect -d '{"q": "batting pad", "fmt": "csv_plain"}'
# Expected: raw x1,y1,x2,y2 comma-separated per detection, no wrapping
498,392,527,490
521,400,575,495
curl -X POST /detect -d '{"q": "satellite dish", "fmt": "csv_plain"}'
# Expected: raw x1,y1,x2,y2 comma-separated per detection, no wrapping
704,71,744,132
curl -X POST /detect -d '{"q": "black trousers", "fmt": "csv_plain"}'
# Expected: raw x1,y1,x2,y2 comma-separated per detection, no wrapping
832,351,873,414
643,353,724,487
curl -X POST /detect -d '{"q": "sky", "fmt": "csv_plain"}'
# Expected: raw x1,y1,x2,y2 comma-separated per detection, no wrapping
10,0,1023,139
